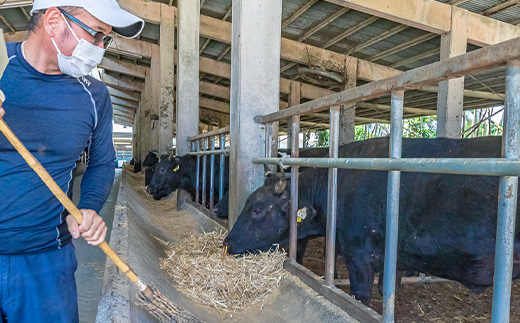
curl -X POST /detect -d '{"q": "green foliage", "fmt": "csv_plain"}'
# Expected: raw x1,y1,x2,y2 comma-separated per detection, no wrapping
403,116,437,138
316,130,329,147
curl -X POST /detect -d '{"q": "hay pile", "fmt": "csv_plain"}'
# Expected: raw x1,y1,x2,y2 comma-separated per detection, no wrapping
160,230,287,314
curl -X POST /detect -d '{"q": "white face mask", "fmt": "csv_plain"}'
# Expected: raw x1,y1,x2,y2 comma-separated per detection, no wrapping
51,14,106,78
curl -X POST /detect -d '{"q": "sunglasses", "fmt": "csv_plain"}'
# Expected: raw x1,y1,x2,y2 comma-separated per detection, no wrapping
58,8,113,49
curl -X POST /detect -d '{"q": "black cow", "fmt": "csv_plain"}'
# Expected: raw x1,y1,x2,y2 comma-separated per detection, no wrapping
143,151,160,186
130,157,142,173
147,154,229,205
210,147,329,219
223,137,520,305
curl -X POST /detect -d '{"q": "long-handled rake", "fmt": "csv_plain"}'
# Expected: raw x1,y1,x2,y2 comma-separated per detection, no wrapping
0,118,202,323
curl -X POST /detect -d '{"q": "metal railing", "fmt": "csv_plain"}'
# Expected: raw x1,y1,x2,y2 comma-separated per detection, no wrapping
254,37,520,323
188,126,229,213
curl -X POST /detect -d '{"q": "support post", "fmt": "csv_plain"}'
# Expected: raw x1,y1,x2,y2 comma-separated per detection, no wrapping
219,134,225,201
437,9,467,138
150,45,160,152
339,57,357,145
210,136,215,210
325,106,340,286
176,0,200,156
159,4,175,154
140,72,152,162
228,0,282,228
382,90,405,323
289,115,300,262
202,138,207,208
491,60,520,323
133,104,141,160
288,81,301,151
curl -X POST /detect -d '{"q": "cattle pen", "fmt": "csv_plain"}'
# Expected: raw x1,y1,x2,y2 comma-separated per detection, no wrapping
4,0,520,322
254,37,520,323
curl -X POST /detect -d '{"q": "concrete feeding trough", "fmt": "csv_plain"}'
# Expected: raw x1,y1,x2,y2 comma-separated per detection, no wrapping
96,169,364,323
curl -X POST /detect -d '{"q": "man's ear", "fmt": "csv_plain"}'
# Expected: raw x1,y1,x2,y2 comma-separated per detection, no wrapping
42,7,64,38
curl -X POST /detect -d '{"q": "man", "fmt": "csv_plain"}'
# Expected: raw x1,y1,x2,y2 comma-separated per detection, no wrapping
0,1,144,322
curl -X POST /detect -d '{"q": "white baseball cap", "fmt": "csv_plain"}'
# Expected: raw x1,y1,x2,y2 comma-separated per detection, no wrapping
30,0,145,39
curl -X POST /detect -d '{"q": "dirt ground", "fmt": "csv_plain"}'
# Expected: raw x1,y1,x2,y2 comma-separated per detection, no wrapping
302,237,520,323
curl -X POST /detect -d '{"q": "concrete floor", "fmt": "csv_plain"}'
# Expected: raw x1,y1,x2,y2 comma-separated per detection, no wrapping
72,169,122,323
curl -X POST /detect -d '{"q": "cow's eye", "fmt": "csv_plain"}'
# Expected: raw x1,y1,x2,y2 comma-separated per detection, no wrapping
253,208,262,216
159,168,166,174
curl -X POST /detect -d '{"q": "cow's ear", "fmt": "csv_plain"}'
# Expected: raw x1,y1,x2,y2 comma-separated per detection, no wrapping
297,202,317,223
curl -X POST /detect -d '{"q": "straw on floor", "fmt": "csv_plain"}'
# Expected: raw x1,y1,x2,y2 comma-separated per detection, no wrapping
160,230,287,314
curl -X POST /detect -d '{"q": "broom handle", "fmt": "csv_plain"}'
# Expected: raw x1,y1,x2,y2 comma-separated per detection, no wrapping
0,118,143,288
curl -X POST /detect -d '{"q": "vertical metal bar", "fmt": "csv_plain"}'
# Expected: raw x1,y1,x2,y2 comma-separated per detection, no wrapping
491,60,520,323
202,138,208,207
195,140,200,204
219,134,225,201
265,123,274,170
289,115,300,262
382,90,405,323
210,136,216,210
271,122,279,158
325,105,339,286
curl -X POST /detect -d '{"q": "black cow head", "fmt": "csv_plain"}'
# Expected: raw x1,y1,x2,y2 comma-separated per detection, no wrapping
147,155,182,200
223,167,317,254
142,151,159,167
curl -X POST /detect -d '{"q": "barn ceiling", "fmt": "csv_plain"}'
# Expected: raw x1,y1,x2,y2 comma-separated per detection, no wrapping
0,0,517,129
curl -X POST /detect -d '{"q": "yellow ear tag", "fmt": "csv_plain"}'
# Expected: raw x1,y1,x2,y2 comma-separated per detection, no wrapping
297,208,307,223
173,166,180,172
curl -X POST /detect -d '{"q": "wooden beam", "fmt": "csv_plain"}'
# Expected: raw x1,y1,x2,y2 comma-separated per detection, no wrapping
107,87,140,102
346,25,407,55
256,35,520,124
369,33,438,62
482,0,519,17
99,57,147,79
111,96,138,109
109,35,157,58
324,0,520,46
199,97,229,114
391,48,440,68
200,81,230,100
282,0,319,29
323,16,380,49
3,30,25,42
113,118,134,126
102,74,145,92
113,104,136,115
113,111,135,121
297,8,350,42
119,0,161,24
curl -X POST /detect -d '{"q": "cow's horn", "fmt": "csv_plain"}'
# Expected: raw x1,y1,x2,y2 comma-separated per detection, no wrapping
264,164,272,175
274,178,286,194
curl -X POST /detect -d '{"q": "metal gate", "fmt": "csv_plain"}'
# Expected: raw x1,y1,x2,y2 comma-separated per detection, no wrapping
254,38,520,322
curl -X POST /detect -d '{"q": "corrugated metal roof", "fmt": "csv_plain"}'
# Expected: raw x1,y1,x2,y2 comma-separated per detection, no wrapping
0,0,516,126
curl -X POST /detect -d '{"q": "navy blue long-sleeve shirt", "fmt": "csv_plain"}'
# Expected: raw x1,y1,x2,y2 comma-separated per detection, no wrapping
0,42,115,254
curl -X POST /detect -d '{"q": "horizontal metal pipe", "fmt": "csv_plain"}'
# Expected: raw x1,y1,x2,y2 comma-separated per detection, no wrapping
188,149,230,156
335,276,451,286
189,126,230,141
253,157,520,176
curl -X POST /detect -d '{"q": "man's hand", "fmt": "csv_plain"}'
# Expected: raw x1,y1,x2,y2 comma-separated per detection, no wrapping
0,106,4,118
66,209,107,246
